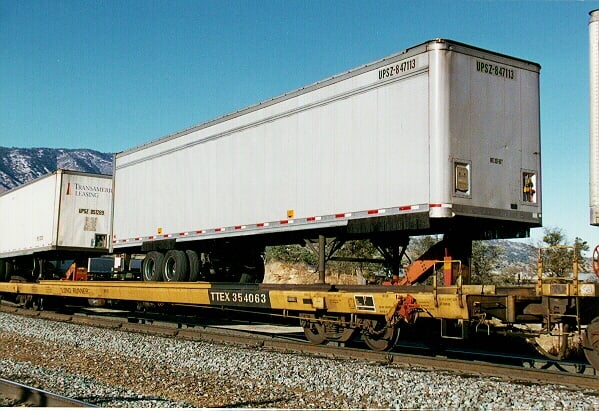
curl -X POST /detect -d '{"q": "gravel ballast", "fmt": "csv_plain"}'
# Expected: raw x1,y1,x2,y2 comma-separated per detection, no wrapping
0,312,597,408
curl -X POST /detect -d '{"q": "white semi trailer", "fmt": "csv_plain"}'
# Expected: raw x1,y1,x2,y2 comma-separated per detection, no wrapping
111,39,542,283
0,170,113,281
590,10,599,226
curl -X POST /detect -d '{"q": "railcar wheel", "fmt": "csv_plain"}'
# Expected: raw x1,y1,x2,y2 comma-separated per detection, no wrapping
530,323,569,361
300,314,327,344
142,251,165,281
594,245,599,278
186,250,201,282
583,317,599,371
163,250,189,282
362,319,399,351
31,297,43,311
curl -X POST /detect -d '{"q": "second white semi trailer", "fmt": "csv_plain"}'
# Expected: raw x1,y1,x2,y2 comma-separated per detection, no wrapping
109,39,541,282
0,170,113,281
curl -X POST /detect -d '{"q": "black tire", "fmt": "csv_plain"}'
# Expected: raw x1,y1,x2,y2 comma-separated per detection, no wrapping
162,250,189,282
5,261,13,281
142,251,165,281
0,260,6,282
186,250,201,282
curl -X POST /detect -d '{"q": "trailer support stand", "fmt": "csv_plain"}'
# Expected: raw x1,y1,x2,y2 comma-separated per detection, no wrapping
318,235,326,284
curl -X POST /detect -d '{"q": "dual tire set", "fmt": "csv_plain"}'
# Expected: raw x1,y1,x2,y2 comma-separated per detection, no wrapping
141,250,200,282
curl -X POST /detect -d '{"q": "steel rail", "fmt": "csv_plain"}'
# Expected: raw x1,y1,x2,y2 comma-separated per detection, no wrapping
2,303,598,392
0,377,96,407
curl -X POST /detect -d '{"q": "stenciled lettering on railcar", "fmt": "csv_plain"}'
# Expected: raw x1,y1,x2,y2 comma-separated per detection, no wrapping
476,60,515,80
209,290,270,307
378,58,417,80
59,287,90,295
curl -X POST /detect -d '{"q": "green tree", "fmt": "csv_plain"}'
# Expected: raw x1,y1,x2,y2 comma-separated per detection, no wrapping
540,227,589,277
329,239,382,279
470,240,503,284
406,235,440,261
264,244,316,266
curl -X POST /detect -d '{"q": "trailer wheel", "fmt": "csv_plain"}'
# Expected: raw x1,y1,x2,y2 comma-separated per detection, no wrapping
162,250,189,282
142,251,165,281
0,260,6,282
4,261,13,281
186,250,201,282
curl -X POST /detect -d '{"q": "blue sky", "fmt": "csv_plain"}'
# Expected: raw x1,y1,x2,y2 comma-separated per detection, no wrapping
1,0,599,249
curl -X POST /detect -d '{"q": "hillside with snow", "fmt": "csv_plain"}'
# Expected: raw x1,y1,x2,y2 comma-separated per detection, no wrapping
0,147,113,193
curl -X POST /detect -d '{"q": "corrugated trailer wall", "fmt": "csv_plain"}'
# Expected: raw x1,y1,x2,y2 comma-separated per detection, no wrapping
590,10,599,225
112,39,541,248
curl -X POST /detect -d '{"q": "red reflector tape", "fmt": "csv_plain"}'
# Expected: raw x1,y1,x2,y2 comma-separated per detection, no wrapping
307,216,316,221
280,220,289,224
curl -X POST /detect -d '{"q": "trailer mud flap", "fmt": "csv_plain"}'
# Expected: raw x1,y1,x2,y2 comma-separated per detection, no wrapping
347,213,429,234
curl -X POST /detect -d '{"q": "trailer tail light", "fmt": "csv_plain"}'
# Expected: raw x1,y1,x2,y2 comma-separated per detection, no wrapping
522,171,537,203
454,162,470,196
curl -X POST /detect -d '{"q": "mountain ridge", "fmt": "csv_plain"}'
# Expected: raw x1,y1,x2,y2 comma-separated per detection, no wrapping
0,147,113,193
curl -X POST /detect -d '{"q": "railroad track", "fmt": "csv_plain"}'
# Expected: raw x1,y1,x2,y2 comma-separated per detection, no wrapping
0,377,95,407
1,303,598,392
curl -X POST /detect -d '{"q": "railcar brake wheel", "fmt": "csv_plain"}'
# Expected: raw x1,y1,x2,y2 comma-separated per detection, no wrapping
362,319,399,351
593,245,599,278
583,317,599,371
